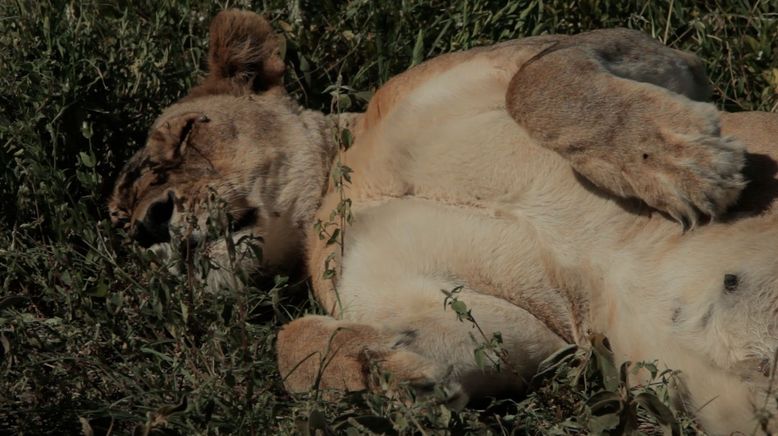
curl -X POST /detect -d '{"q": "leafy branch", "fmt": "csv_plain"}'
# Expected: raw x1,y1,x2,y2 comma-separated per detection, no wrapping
442,286,512,373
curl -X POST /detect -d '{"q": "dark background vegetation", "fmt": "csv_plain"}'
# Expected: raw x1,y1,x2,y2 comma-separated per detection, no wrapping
1,0,776,434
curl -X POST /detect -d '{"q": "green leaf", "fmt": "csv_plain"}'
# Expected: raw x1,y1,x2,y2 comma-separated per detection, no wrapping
140,347,175,364
449,299,468,317
633,392,680,436
339,164,353,183
354,90,374,102
614,402,640,435
411,29,424,67
340,415,396,434
88,280,108,297
619,361,631,391
79,151,95,168
326,228,341,246
337,93,351,111
474,347,486,368
531,343,579,385
588,390,622,415
588,412,620,434
340,128,353,149
274,275,289,288
308,409,334,435
588,391,625,434
156,396,188,417
299,53,311,86
633,360,658,379
591,334,620,391
80,121,93,139
0,295,27,311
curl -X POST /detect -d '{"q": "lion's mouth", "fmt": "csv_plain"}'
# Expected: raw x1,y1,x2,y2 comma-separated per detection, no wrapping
128,191,176,248
231,207,259,233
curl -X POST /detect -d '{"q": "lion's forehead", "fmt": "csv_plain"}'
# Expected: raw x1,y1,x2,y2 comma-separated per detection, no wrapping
112,94,281,208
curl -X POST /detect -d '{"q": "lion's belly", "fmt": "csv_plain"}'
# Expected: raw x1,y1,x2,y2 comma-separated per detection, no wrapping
335,198,582,341
335,51,630,340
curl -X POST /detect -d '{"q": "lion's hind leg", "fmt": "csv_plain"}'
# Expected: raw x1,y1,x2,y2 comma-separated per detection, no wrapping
507,28,746,228
277,289,569,406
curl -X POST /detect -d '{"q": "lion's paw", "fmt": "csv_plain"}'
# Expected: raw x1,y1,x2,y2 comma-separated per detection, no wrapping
278,318,467,405
629,132,746,229
576,97,749,229
365,334,467,407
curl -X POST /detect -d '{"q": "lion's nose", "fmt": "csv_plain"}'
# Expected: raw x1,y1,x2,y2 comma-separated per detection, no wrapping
132,192,175,248
110,210,130,229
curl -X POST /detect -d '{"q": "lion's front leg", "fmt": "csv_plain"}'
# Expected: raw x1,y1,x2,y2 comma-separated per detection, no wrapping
507,28,746,228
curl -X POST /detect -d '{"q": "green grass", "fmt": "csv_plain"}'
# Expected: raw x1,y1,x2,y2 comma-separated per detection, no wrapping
1,0,776,434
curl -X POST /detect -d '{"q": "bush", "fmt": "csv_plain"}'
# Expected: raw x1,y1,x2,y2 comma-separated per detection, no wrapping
1,0,775,434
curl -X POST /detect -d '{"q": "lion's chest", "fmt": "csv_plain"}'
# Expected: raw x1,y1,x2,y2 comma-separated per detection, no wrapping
336,198,563,317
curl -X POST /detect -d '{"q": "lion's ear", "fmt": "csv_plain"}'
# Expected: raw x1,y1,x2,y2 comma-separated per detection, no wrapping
147,112,209,164
205,10,284,93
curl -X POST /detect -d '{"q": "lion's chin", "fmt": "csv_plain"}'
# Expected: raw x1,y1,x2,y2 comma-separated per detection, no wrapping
142,231,266,291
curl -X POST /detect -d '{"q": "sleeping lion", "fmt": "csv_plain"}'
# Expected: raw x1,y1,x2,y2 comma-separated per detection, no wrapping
109,10,778,434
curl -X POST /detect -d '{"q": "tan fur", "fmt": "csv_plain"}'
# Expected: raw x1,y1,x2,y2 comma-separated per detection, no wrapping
111,10,778,434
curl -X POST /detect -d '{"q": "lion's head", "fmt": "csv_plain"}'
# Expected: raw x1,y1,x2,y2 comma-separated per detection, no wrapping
108,10,336,283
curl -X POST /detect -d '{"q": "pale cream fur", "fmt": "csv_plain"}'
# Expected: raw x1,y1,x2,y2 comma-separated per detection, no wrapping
111,10,778,434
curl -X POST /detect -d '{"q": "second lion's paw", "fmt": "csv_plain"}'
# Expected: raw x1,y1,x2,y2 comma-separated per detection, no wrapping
629,132,746,228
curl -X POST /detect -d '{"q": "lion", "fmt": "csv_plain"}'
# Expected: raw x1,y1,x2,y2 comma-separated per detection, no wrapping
109,10,778,434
